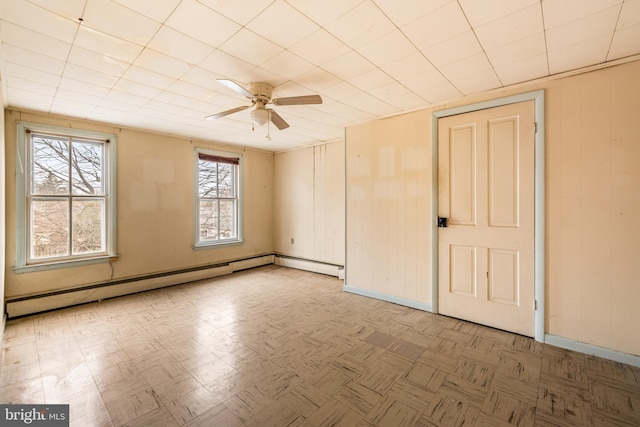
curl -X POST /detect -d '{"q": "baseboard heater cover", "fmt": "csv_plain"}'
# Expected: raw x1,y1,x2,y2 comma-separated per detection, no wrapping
6,254,274,318
274,255,344,278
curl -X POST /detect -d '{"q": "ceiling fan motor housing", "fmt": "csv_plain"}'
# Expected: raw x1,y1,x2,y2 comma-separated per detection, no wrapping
248,82,274,103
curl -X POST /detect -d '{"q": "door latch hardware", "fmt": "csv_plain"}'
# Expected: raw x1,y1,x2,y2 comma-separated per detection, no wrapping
437,217,448,228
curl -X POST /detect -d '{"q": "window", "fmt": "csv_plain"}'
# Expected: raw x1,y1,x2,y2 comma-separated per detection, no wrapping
15,122,116,272
195,149,242,247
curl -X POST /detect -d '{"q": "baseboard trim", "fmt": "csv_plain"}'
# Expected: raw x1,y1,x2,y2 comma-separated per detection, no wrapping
274,255,344,278
6,254,274,318
545,334,640,368
343,285,432,312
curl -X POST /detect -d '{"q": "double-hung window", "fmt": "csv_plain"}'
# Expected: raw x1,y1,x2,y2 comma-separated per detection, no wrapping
15,122,117,272
195,149,242,247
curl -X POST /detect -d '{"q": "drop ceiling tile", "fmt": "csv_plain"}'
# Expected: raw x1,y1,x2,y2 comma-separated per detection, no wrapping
485,32,547,67
373,0,451,27
473,4,543,49
542,0,623,28
4,62,60,86
63,63,120,89
459,0,540,27
494,54,548,85
545,6,619,51
6,76,57,96
0,0,78,43
246,67,287,87
112,78,163,99
247,0,320,49
165,0,241,48
67,46,129,77
82,0,161,45
58,78,111,98
383,89,429,110
167,80,209,101
218,28,284,66
438,52,494,80
321,50,374,80
608,23,640,60
50,98,97,118
356,29,417,67
26,0,87,22
286,0,365,26
380,52,435,82
617,0,640,29
325,1,396,48
147,26,214,65
294,67,345,92
198,49,255,81
448,67,502,95
180,67,222,92
155,90,197,108
289,29,351,67
75,26,144,63
400,69,462,103
196,0,273,25
401,2,470,50
56,87,104,105
421,30,483,68
110,0,180,23
7,87,54,109
0,22,71,61
260,50,316,80
548,34,612,74
134,49,192,79
122,65,175,90
0,45,66,75
348,68,396,92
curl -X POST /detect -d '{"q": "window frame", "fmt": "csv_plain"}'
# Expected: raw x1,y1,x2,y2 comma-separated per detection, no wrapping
194,148,243,249
14,121,117,273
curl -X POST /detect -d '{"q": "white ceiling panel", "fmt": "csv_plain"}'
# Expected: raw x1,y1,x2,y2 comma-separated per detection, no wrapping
165,0,240,47
1,0,638,151
0,0,78,43
82,0,161,45
247,1,320,49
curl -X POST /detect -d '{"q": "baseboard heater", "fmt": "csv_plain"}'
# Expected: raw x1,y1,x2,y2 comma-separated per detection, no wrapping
274,254,344,279
6,254,275,318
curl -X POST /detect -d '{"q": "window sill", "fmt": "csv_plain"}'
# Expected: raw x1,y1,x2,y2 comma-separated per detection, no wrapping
13,255,119,274
193,239,243,251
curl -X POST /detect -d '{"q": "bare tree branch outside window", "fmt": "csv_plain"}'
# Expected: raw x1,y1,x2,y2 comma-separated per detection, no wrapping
29,133,106,260
198,157,237,242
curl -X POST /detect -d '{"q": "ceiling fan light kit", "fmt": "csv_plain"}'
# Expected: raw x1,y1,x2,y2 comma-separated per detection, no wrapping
205,79,323,136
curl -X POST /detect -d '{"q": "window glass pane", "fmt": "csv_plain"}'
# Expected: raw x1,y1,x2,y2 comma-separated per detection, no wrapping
31,135,69,195
72,199,105,254
218,163,234,197
72,140,104,195
198,160,217,198
219,200,235,239
31,199,69,258
199,200,219,240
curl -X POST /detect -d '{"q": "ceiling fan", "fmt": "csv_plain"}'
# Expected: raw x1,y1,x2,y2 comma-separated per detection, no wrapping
205,79,322,131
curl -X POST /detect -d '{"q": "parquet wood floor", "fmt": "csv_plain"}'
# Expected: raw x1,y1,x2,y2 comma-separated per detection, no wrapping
2,265,639,426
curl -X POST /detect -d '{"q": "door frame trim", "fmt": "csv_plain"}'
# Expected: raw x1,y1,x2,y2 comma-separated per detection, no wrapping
431,90,545,342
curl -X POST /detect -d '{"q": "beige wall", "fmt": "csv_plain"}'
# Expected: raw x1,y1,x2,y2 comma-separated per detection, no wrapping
0,89,5,329
4,109,274,299
274,140,345,265
346,59,640,356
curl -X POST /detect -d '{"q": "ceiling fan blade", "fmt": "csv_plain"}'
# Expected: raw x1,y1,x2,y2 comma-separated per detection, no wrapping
217,79,255,100
204,105,250,120
272,94,322,106
269,109,289,130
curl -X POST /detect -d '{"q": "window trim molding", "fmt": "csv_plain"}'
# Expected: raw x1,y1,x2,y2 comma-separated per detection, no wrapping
193,147,243,249
14,121,118,273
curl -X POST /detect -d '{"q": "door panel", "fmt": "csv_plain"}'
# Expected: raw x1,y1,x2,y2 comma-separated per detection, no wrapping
438,101,535,337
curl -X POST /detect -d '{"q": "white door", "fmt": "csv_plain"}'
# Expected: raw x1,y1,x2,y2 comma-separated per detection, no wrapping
438,101,536,336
